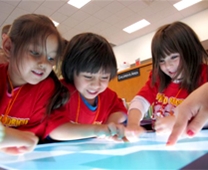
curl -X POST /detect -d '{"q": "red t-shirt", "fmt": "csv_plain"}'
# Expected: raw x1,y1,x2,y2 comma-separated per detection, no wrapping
0,64,70,139
138,64,208,117
61,80,127,124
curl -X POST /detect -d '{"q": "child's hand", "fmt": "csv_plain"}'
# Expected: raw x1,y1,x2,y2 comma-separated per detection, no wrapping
95,123,127,141
0,128,39,155
125,124,146,142
107,122,125,140
154,115,175,135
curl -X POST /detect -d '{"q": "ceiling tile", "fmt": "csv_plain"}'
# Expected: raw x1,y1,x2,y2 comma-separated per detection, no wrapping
115,7,136,20
179,1,208,17
3,0,20,6
104,15,122,25
4,7,28,24
149,0,172,13
42,1,66,11
103,1,125,14
73,21,92,32
50,12,68,23
0,1,16,15
93,8,113,20
57,3,77,17
119,0,135,7
127,1,148,13
62,17,79,28
81,2,101,15
70,10,90,22
18,1,41,13
92,0,112,8
57,24,69,35
83,16,101,26
35,5,55,16
63,28,81,40
93,21,112,31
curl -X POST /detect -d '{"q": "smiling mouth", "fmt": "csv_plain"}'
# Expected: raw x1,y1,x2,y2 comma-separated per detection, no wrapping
87,90,98,95
32,70,44,76
169,71,176,75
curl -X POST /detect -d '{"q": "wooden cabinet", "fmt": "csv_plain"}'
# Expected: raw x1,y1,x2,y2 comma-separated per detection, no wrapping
108,61,152,102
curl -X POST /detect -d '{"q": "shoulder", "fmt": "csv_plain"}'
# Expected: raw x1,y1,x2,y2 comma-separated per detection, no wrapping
101,87,117,95
28,76,55,94
0,63,7,70
200,63,208,77
60,79,76,93
40,76,55,88
99,88,119,100
199,64,208,83
0,64,7,88
201,63,208,70
0,64,7,77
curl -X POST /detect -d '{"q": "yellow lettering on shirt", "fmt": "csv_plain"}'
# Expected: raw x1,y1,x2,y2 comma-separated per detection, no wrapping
156,93,184,106
0,115,29,127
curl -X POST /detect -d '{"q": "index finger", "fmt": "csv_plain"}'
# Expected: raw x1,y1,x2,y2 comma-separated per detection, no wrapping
166,108,188,146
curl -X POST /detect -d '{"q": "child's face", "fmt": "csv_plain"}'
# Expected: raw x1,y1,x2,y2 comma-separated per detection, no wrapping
159,53,181,79
9,34,58,86
74,69,110,101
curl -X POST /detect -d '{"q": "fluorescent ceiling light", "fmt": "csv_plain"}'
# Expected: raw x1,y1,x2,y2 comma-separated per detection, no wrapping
123,19,150,34
67,0,91,9
173,0,202,11
52,20,59,27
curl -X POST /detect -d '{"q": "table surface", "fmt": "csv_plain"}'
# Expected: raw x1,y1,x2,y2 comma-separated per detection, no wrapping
1,130,208,170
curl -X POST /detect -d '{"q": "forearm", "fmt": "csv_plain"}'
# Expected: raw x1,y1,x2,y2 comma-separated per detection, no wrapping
191,83,208,106
127,108,143,126
0,127,21,148
127,96,150,126
0,127,38,148
106,112,127,124
49,123,107,141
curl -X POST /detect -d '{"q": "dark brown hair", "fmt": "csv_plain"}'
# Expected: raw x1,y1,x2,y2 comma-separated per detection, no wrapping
62,32,117,84
151,21,208,93
9,14,69,114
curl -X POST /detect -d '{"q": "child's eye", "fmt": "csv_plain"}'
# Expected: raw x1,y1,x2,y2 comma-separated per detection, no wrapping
47,56,55,62
101,76,109,80
159,59,165,63
30,50,39,56
171,55,179,60
84,75,92,79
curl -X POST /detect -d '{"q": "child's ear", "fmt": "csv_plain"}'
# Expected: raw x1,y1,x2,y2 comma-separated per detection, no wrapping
2,35,12,58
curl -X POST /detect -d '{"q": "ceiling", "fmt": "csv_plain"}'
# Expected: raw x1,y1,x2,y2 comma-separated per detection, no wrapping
0,0,208,46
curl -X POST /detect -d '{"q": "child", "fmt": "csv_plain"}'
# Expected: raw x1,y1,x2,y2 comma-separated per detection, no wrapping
126,21,208,140
167,82,208,145
0,123,38,155
0,13,71,153
53,32,127,141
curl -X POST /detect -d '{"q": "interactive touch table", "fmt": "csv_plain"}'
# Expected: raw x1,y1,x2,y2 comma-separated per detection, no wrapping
0,130,208,170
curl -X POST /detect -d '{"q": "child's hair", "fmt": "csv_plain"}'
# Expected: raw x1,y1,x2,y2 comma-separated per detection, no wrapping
62,32,117,84
8,14,69,114
1,24,11,38
151,21,208,93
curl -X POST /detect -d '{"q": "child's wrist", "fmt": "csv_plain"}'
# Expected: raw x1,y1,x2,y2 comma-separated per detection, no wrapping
94,124,107,138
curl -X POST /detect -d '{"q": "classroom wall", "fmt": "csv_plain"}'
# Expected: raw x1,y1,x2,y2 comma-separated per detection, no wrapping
113,9,208,69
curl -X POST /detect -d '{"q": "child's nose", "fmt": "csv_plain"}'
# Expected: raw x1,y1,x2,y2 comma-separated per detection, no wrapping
91,79,101,87
165,60,173,69
38,55,48,67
